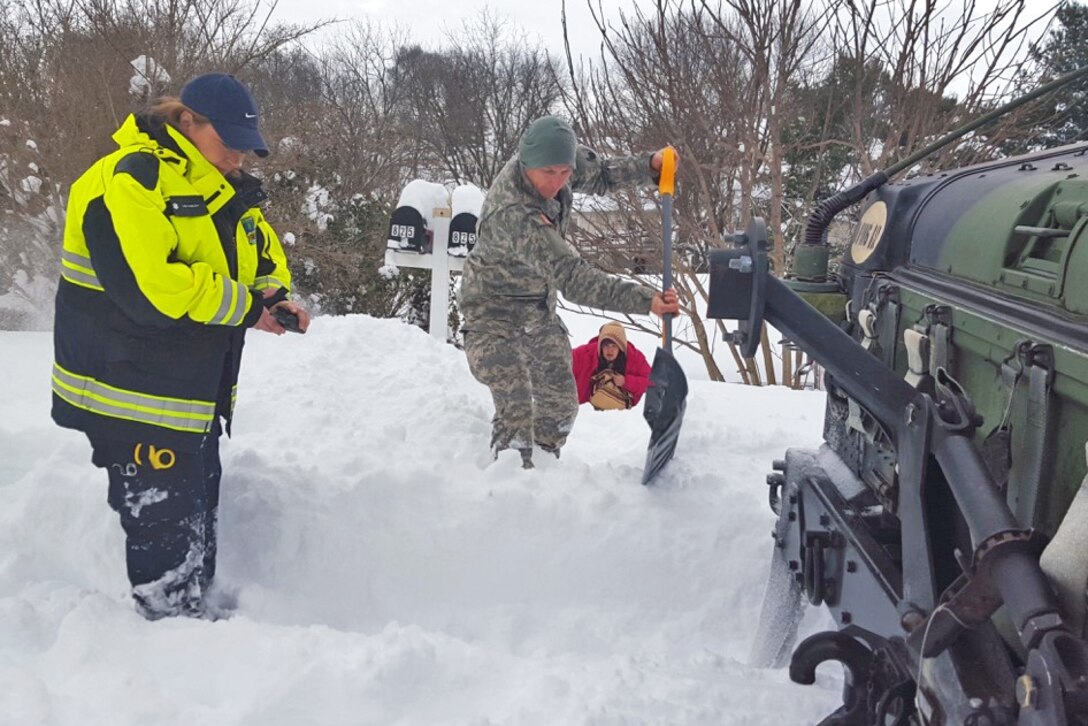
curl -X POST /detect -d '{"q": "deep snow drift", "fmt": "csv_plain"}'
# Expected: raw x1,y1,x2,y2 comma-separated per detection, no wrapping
0,315,840,725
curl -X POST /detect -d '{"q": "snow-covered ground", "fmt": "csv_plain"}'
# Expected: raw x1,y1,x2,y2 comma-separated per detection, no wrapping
0,314,841,725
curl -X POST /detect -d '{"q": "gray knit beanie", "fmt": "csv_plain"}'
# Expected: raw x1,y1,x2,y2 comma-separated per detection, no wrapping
519,116,577,169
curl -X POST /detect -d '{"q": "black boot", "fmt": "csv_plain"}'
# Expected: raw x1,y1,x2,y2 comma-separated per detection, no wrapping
519,448,535,469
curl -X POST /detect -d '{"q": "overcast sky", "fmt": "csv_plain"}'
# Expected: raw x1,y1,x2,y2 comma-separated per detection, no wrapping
272,0,631,60
270,0,1060,67
268,0,1059,98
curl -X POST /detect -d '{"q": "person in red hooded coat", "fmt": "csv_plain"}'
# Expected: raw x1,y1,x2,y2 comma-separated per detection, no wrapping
571,321,652,410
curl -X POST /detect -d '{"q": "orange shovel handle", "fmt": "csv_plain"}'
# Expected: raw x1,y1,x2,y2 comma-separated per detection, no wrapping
658,146,677,196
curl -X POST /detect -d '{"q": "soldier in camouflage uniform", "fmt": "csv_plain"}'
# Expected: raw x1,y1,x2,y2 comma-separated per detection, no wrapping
460,115,680,469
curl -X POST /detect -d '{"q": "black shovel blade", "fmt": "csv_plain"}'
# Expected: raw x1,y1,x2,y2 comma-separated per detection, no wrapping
642,347,689,485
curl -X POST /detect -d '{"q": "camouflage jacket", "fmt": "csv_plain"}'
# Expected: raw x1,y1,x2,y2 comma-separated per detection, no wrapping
460,146,658,335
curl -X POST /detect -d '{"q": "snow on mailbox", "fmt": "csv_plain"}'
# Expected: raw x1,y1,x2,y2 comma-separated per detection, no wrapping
387,180,449,253
448,184,485,257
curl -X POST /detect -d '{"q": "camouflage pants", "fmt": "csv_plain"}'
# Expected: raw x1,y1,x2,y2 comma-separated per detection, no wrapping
465,322,579,454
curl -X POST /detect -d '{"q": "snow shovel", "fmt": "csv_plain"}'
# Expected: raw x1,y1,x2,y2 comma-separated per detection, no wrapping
641,147,688,486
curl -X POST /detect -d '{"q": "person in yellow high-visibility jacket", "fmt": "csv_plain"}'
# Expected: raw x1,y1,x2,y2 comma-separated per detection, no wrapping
52,72,310,620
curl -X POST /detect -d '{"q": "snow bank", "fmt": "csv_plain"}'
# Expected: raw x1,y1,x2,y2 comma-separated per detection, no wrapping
0,316,840,724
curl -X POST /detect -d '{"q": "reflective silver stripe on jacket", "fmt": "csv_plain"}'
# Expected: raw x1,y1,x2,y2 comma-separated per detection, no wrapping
51,363,215,434
211,280,249,326
226,281,249,325
60,249,103,289
253,275,288,291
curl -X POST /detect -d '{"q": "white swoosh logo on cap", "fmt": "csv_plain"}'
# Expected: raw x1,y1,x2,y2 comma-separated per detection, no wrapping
245,113,257,118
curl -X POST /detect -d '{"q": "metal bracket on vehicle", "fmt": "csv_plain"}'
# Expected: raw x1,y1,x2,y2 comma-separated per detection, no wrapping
903,328,929,389
708,218,769,358
858,309,878,352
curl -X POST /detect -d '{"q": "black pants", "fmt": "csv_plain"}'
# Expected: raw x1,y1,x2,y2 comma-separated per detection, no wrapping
90,432,221,617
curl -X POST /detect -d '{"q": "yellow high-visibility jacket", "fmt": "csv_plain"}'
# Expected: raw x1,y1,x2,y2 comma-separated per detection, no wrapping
52,113,292,450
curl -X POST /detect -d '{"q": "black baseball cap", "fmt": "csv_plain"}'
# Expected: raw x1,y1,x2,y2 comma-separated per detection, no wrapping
180,73,269,158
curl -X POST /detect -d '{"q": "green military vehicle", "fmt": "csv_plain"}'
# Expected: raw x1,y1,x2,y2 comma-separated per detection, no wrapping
708,85,1088,724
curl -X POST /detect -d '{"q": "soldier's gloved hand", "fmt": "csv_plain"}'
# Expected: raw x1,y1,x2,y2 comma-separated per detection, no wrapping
650,288,680,317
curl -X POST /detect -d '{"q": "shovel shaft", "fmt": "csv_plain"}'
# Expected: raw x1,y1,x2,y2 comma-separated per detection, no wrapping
644,146,685,485
662,194,673,350
658,146,677,352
